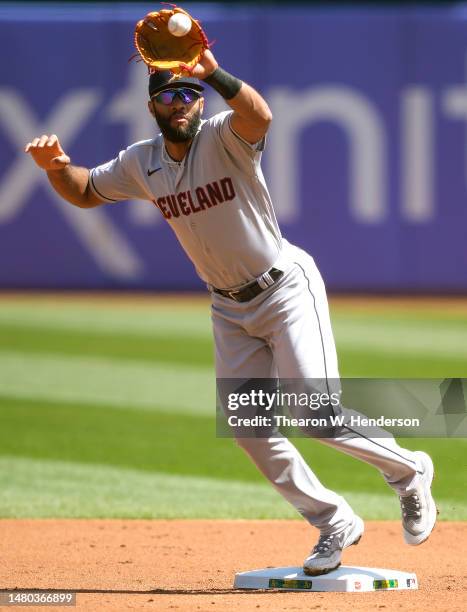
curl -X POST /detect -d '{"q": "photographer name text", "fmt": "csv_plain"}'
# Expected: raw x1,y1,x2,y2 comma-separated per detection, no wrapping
227,414,421,428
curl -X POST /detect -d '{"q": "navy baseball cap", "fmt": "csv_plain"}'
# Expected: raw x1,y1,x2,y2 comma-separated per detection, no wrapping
148,70,204,98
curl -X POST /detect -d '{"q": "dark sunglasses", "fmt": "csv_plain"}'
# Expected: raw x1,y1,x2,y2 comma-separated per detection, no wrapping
152,88,201,105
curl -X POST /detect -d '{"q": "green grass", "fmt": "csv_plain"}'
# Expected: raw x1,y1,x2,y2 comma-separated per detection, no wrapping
1,455,464,520
338,351,467,377
0,325,214,367
0,297,466,519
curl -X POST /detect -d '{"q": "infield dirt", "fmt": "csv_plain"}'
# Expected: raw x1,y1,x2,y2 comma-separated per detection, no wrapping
0,520,464,611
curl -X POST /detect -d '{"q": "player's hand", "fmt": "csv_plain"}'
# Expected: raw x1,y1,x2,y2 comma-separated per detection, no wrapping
24,134,71,171
188,49,219,80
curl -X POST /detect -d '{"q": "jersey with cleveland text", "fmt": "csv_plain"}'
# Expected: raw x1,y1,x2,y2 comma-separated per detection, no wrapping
89,111,282,289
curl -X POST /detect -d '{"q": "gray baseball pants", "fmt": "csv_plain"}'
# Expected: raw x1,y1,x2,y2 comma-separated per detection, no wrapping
211,241,421,535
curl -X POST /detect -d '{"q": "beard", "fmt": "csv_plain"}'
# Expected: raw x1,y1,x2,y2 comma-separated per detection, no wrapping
153,105,202,143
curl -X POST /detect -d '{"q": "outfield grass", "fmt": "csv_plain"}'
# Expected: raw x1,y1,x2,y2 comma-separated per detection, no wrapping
0,296,466,519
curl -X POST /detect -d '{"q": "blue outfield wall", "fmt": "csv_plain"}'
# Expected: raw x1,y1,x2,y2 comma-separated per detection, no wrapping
1,3,467,291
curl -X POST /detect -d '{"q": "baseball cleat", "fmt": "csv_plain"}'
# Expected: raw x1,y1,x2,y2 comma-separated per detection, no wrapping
400,451,438,546
303,514,364,576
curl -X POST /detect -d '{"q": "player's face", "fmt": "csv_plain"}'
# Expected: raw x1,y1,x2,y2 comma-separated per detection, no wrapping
149,89,204,143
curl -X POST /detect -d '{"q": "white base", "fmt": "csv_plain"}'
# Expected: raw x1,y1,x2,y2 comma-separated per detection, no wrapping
234,565,418,592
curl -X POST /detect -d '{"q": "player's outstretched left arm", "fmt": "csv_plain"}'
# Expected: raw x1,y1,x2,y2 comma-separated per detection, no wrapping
192,50,272,145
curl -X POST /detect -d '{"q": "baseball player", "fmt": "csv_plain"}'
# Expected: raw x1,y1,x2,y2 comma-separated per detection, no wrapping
25,47,437,575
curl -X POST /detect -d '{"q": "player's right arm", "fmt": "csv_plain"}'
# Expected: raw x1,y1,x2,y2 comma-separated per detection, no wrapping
24,134,104,208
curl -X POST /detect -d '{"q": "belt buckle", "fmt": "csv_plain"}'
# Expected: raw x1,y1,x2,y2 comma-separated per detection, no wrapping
228,289,241,301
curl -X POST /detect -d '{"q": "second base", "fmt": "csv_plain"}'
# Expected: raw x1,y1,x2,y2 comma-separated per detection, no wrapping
234,565,418,592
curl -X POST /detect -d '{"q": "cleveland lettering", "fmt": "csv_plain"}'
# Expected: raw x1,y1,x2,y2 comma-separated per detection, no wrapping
153,177,236,219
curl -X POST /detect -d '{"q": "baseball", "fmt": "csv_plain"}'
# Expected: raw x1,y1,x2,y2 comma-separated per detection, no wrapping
168,13,192,37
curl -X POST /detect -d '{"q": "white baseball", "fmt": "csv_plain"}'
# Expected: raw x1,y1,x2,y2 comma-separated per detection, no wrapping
168,13,192,37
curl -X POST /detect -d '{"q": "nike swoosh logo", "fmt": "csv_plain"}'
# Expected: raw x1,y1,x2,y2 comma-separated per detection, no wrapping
147,167,162,176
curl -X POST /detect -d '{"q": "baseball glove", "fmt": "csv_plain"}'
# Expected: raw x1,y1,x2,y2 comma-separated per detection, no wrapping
134,6,209,75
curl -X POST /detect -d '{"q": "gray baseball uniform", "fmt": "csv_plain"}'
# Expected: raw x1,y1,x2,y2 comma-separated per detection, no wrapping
90,111,281,290
90,110,423,534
